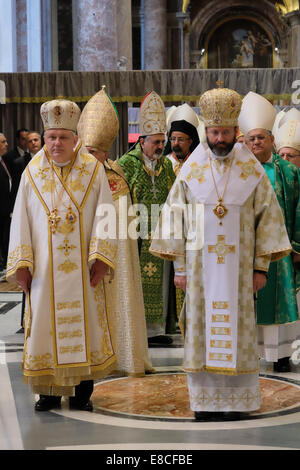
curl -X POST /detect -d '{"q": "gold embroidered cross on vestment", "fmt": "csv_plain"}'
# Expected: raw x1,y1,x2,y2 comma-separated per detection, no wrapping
208,235,235,264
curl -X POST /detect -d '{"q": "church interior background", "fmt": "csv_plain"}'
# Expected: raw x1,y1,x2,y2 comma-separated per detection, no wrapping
1,0,300,452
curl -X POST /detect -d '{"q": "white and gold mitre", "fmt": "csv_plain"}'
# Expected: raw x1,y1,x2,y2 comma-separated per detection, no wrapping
139,91,166,136
238,91,276,135
166,105,177,130
40,99,81,132
77,86,119,152
199,88,242,127
273,108,300,152
168,103,200,130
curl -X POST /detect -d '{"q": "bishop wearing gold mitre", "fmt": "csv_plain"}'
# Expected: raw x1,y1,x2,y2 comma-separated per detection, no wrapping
7,99,117,412
77,86,153,376
150,86,291,421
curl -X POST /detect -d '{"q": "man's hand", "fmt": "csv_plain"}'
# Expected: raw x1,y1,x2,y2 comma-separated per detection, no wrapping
16,267,32,294
90,259,109,287
174,275,187,292
253,271,267,293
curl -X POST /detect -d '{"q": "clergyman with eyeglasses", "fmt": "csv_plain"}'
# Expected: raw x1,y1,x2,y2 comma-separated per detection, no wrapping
240,93,300,374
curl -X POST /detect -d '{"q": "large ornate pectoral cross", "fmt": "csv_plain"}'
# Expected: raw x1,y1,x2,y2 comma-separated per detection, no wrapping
48,209,61,234
208,235,235,264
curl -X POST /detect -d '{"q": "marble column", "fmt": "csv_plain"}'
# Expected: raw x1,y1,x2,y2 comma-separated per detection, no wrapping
144,0,167,70
16,0,28,72
286,10,300,67
116,0,132,70
0,0,17,72
73,0,119,71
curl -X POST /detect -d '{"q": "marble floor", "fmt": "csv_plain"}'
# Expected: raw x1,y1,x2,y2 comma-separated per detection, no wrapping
1,288,300,453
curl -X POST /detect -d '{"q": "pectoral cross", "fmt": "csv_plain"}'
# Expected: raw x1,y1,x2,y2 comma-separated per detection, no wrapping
150,184,159,199
208,235,235,264
48,209,61,234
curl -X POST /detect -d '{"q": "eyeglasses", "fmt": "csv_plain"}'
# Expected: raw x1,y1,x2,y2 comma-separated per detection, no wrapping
280,152,300,160
169,137,191,143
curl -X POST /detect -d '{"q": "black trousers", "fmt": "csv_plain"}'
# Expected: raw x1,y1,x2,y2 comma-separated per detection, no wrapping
41,380,94,404
0,215,11,270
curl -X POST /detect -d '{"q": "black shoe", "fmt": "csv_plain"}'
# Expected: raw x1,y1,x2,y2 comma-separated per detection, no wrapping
220,411,246,421
148,335,173,345
194,411,246,421
194,411,221,421
69,398,93,412
35,395,61,412
273,357,291,372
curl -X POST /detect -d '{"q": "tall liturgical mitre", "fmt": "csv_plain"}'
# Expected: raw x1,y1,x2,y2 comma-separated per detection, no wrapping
199,88,242,127
40,99,81,131
139,91,167,136
238,91,277,135
272,108,300,153
77,86,120,152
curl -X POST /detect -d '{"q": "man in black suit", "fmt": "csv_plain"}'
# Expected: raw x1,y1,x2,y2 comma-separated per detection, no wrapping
12,131,42,326
5,128,29,162
13,131,42,191
0,133,14,273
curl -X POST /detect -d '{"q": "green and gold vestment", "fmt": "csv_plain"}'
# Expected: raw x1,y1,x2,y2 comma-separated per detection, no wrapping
119,143,175,328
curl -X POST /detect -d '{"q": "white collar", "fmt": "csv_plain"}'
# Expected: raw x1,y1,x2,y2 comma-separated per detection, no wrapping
52,159,71,168
17,146,25,157
142,153,159,170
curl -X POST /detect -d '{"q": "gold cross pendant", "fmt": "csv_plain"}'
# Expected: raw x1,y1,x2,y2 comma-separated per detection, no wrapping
48,209,61,234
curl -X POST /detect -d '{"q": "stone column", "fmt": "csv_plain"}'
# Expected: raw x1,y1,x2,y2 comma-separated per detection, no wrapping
286,10,300,67
0,0,17,72
144,0,167,70
116,0,132,70
72,0,119,71
16,0,28,72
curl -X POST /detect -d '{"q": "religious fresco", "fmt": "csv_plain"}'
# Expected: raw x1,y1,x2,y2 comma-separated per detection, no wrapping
207,19,273,69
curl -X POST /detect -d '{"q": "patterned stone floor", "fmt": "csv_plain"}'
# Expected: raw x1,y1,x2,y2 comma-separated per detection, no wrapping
92,373,300,419
1,290,300,452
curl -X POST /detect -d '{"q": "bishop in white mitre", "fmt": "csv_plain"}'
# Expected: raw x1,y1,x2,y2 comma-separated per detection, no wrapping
150,87,291,421
6,99,117,412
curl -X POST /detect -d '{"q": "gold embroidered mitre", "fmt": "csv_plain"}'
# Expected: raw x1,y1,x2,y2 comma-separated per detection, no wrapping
77,86,119,152
273,108,300,153
40,99,81,131
199,88,242,127
139,91,167,136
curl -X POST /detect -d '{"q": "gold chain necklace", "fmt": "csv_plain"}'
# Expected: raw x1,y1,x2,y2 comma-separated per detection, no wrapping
48,160,77,234
209,151,235,225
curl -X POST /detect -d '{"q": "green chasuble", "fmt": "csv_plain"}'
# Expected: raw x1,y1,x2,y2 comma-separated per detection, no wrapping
118,143,176,326
257,153,300,325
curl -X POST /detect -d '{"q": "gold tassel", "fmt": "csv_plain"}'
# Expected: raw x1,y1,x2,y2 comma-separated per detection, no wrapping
182,0,190,12
25,290,32,340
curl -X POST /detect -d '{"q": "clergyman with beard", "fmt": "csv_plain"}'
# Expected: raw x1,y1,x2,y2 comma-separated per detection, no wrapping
164,103,200,176
150,87,290,421
119,91,176,346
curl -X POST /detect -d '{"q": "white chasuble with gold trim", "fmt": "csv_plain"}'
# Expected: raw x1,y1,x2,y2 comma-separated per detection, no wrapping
7,141,117,393
178,142,264,374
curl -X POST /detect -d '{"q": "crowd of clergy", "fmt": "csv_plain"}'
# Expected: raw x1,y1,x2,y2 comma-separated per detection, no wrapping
1,83,300,421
